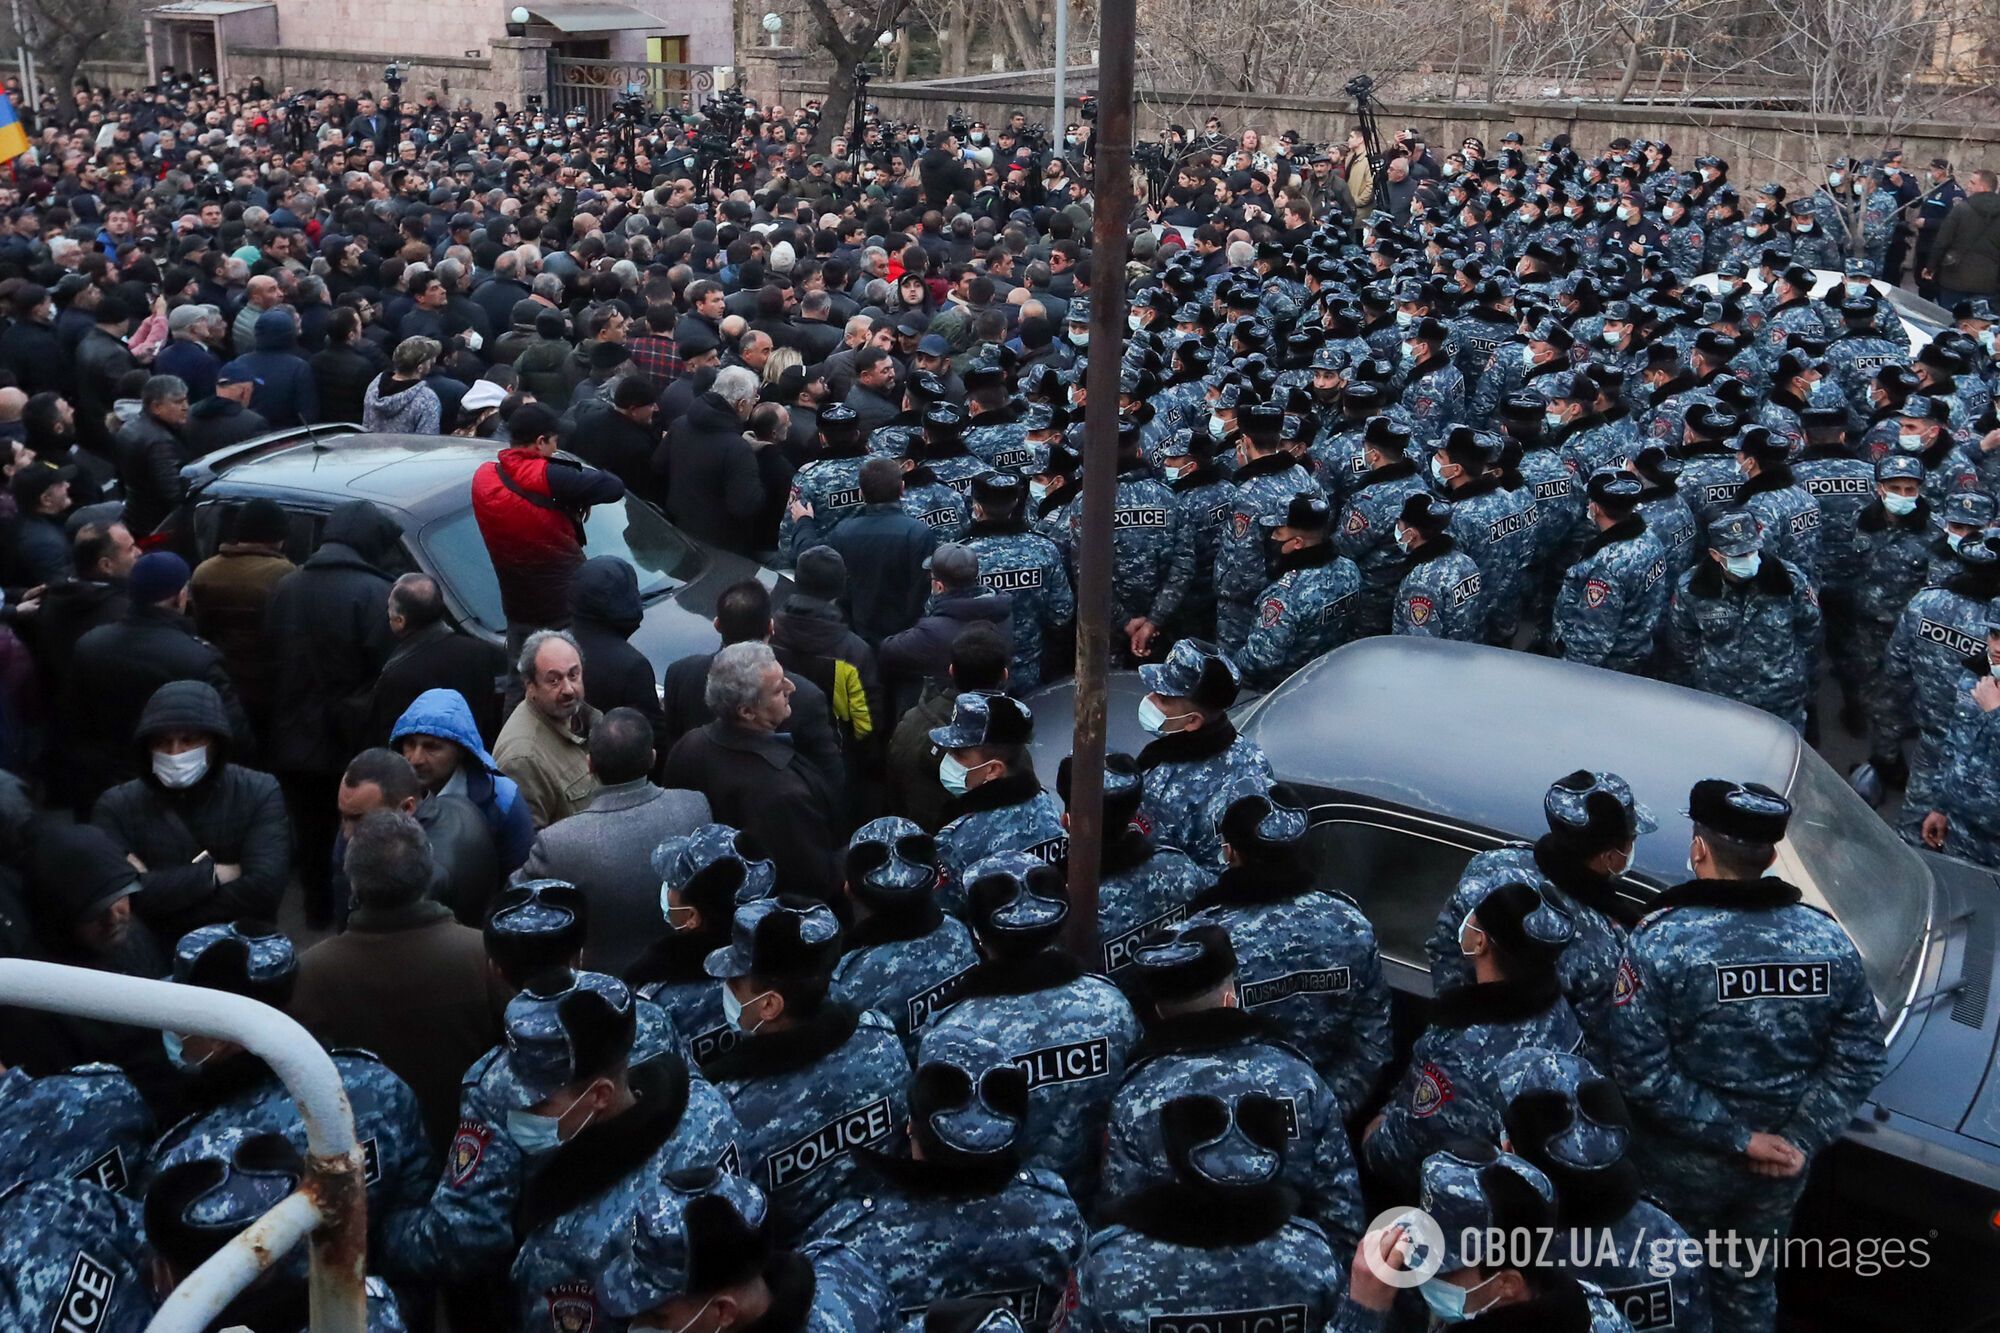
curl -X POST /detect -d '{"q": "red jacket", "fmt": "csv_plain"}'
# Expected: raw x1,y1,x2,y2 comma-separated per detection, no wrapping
471,448,625,630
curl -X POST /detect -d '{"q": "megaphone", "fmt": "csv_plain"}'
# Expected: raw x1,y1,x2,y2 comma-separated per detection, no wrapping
961,145,995,169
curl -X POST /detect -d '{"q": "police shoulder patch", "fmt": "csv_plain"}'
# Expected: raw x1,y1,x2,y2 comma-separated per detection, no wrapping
1259,597,1286,628
1410,1061,1455,1117
1585,577,1611,608
449,1118,492,1186
1407,594,1434,626
1612,956,1640,1007
1344,508,1368,535
1231,511,1254,539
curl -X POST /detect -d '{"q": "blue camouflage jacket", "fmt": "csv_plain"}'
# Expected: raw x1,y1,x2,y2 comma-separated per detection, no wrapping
1665,556,1820,730
1133,722,1274,869
937,773,1070,914
830,907,982,1058
1084,829,1214,979
1394,535,1488,641
1238,545,1362,691
0,1063,152,1195
1553,518,1671,673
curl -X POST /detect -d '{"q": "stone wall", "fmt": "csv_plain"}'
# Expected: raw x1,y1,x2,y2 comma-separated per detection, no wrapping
782,74,2000,191
227,41,551,111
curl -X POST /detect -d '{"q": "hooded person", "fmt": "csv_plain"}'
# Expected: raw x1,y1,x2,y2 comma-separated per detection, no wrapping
623,823,780,1070
232,308,318,428
390,687,537,878
1499,1049,1715,1333
263,499,402,924
804,1027,1087,1322
569,554,670,760
90,679,291,944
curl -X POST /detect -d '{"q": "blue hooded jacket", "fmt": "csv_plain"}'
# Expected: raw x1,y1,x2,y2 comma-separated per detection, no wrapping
232,309,319,428
390,688,534,873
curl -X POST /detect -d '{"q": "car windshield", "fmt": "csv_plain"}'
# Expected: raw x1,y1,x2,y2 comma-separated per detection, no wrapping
1778,748,1934,1020
420,497,703,632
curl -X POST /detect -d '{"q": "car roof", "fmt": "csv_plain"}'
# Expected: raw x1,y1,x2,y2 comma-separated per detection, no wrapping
192,431,496,519
1239,636,1805,884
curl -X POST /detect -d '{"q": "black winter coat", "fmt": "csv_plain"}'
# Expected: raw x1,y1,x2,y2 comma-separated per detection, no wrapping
113,412,191,537
662,720,840,902
569,555,669,760
366,621,507,748
93,764,292,942
311,342,383,425
183,398,271,455
656,394,765,555
262,502,399,773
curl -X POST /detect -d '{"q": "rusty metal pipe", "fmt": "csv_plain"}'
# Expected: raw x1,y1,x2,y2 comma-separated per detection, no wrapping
148,1191,323,1333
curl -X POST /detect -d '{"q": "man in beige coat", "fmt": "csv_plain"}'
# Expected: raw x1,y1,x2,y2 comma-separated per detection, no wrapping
493,628,601,827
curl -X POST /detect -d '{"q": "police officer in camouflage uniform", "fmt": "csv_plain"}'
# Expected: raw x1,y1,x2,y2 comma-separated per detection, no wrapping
1074,421,1191,664
0,1177,156,1332
963,473,1073,692
1335,416,1429,636
1393,492,1490,640
0,1061,152,1195
1823,298,1907,433
902,416,975,541
1426,770,1655,1064
600,1169,898,1331
782,404,874,566
1363,882,1582,1195
1498,1050,1714,1333
1923,604,2000,868
1215,404,1322,657
1607,781,1884,1333
625,824,779,1071
1054,754,1211,980
506,967,743,1332
1630,445,1700,581
1666,509,1821,730
1878,535,2000,840
809,1028,1086,1329
1551,471,1670,674
1239,493,1361,690
148,1129,410,1330
1064,1083,1345,1333
832,817,981,1058
1398,316,1466,451
1432,426,1540,643
922,853,1139,1197
1330,1145,1635,1332
1829,456,1930,738
151,922,433,1242
1793,408,1877,642
1106,921,1365,1251
1161,428,1235,643
1132,639,1274,868
1733,425,1823,584
931,693,1068,912
698,897,909,1243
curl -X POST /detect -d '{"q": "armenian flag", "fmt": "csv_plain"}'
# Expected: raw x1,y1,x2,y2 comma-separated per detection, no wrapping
0,93,28,162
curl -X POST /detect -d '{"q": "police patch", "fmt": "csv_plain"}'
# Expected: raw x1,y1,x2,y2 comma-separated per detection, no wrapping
767,1097,897,1190
1407,595,1434,625
1149,1307,1310,1333
1259,598,1285,628
1344,509,1368,535
1613,957,1639,1007
52,1248,117,1333
72,1145,127,1195
1585,577,1611,608
1411,1062,1454,1117
448,1119,491,1186
1603,1278,1677,1331
545,1281,596,1333
1231,511,1254,539
1714,960,1832,1002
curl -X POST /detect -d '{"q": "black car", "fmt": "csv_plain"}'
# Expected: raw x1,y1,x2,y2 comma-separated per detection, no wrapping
159,425,784,671
1029,638,2000,1331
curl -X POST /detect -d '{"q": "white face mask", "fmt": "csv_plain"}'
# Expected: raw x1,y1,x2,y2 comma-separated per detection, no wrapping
1029,479,1052,505
1881,491,1919,517
1722,552,1761,580
1896,431,1926,453
1457,909,1484,957
939,752,975,796
153,745,209,789
1138,696,1186,736
720,983,774,1034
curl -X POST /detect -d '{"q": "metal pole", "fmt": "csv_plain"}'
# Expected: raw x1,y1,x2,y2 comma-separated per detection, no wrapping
0,961,369,1333
1063,0,1133,962
1052,0,1067,148
150,1191,323,1333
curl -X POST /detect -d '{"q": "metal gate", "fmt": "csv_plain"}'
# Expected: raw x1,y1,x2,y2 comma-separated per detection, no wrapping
548,56,725,122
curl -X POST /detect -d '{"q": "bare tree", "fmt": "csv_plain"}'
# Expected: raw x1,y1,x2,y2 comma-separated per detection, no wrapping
13,0,138,100
801,0,920,150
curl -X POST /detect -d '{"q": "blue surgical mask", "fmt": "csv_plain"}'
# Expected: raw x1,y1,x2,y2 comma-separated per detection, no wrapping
504,1108,563,1156
1395,310,1416,329
939,752,973,796
1600,328,1622,346
1828,172,1844,188
721,983,774,1034
162,1030,207,1072
1948,531,1971,554
1979,329,1997,353
1128,313,1145,333
1029,479,1052,505
1395,525,1418,552
1896,432,1926,453
1544,408,1566,432
1430,455,1450,486
1421,1273,1498,1323
1138,696,1178,736
1401,342,1420,364
1208,412,1229,441
1722,552,1761,579
1882,492,1918,517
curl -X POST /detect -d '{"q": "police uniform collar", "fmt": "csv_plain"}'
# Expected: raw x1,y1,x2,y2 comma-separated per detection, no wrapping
1408,351,1451,379
816,439,869,461
1459,1272,1595,1333
1109,1180,1300,1248
1233,451,1299,481
1406,531,1461,564
843,897,945,950
1523,359,1569,383
516,1055,693,1234
1275,542,1338,575
1686,550,1794,599
1650,371,1696,403
1169,463,1226,492
1736,462,1796,498
1799,442,1852,463
624,925,728,990
1602,400,1632,424
1533,834,1644,927
905,462,941,487
1773,293,1811,312
1919,436,1958,470
1089,825,1157,878
1579,513,1647,559
1453,472,1505,500
1679,435,1733,457
1133,1004,1281,1060
942,767,1047,819
701,1004,862,1083
1961,648,1991,676
853,1142,1023,1196
1632,477,1678,501
963,515,1031,539
1428,971,1564,1029
1191,859,1314,911
955,947,1085,999
1116,456,1154,480
1769,385,1809,413
1647,876,1803,913
738,1251,817,1333
1362,457,1420,485
1695,367,1735,389
1942,558,2000,601
1036,481,1074,519
1135,716,1241,770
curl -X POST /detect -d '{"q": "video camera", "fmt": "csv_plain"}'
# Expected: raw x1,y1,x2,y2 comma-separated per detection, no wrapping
946,111,972,139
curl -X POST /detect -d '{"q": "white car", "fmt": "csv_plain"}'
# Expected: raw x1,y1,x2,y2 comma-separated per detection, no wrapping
1690,267,1950,355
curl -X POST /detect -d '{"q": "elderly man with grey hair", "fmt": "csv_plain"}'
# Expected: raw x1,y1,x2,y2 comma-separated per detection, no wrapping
657,363,770,556
114,373,194,535
662,640,841,902
493,627,602,827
